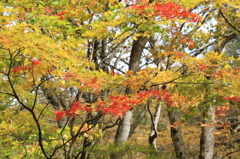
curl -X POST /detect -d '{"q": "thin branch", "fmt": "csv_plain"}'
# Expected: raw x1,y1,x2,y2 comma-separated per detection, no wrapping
20,141,28,159
149,74,184,88
0,91,15,97
102,61,126,74
37,101,50,121
219,8,240,34
61,118,69,158
7,52,49,158
220,149,240,159
50,114,103,158
96,31,136,69
103,118,120,131
95,21,146,52
32,75,54,110
171,81,216,84
30,109,50,158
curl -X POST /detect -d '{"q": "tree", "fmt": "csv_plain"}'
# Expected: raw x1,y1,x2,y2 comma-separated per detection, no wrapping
0,0,240,158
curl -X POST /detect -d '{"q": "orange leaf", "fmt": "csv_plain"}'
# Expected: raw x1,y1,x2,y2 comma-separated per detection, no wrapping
188,41,194,49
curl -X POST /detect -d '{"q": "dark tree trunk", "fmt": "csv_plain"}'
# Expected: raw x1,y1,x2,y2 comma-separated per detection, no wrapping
168,110,189,159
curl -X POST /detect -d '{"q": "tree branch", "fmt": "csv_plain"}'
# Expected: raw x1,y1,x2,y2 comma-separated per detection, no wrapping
219,8,240,34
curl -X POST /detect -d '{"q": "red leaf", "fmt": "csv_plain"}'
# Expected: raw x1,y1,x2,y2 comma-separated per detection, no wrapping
31,59,41,66
54,110,66,121
224,96,240,102
188,41,194,49
198,64,207,71
12,65,31,73
57,11,67,20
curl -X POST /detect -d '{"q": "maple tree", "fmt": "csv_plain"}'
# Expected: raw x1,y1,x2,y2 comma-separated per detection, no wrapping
0,0,240,158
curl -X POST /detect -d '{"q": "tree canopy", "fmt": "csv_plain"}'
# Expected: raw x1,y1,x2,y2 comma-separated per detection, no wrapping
0,0,240,158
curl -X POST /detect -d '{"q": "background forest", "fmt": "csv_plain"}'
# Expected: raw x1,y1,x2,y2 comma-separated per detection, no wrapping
0,0,240,158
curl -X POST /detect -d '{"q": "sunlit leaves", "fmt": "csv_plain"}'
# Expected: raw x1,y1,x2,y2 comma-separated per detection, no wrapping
130,2,201,22
0,0,240,158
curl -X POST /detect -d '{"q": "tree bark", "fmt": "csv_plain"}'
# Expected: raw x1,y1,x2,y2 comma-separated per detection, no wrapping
112,36,148,159
128,37,149,72
148,101,162,150
114,36,148,142
128,105,148,139
199,105,215,159
114,110,133,143
168,110,189,159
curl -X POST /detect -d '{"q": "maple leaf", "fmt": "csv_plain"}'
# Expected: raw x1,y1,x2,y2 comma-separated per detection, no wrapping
182,38,188,43
174,52,186,58
63,71,78,80
54,110,66,121
54,101,92,121
198,122,211,128
213,73,223,78
169,121,185,129
31,59,41,66
224,96,240,102
130,2,201,21
12,65,31,73
56,11,67,20
188,41,195,49
198,64,207,71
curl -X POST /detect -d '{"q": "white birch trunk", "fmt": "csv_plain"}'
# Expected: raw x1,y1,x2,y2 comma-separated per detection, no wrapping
199,105,215,159
115,110,133,142
149,101,162,150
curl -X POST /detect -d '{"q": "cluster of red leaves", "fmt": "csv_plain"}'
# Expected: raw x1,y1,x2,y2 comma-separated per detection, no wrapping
54,90,174,120
12,59,41,73
154,90,173,106
12,65,31,73
182,38,195,48
130,3,200,21
31,59,41,66
173,52,186,58
213,73,223,78
98,95,140,118
215,106,230,117
81,78,102,94
63,71,78,80
43,7,55,15
98,90,174,118
224,96,240,102
140,90,173,105
198,64,208,71
109,70,121,76
54,101,92,121
42,6,67,20
213,69,228,78
56,11,67,20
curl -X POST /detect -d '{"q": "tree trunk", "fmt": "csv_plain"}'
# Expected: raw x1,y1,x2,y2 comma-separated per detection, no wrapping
168,110,189,159
114,110,133,143
148,101,162,150
114,36,148,142
199,105,215,159
112,36,148,159
128,105,148,139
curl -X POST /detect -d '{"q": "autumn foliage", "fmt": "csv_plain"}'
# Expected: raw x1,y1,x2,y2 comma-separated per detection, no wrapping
0,0,240,158
131,2,200,21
